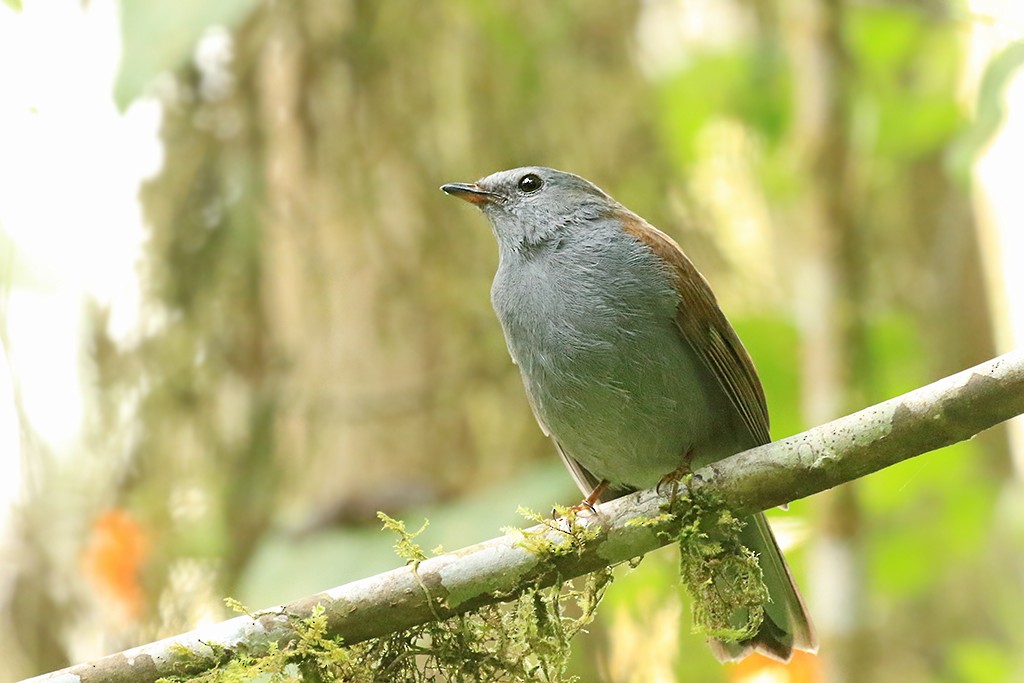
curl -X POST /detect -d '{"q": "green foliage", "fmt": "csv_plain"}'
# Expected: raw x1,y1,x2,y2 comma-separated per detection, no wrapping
950,640,1016,683
847,4,964,160
657,49,791,169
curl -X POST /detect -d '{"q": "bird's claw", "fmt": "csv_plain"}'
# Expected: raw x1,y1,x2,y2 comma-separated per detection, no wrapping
657,449,696,503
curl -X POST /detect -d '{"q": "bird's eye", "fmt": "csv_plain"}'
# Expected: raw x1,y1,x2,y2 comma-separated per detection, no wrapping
517,173,543,194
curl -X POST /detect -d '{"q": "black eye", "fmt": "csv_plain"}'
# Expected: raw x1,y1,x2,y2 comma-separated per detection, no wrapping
517,173,543,194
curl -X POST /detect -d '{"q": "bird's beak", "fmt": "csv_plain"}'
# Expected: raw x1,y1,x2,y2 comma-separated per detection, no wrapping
441,182,500,206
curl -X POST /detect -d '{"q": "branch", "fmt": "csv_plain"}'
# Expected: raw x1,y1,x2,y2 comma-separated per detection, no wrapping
22,351,1024,683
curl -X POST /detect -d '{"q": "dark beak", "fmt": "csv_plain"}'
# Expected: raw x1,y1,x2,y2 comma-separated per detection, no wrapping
441,182,500,206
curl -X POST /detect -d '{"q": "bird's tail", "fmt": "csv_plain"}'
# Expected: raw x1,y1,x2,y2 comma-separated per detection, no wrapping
708,512,818,663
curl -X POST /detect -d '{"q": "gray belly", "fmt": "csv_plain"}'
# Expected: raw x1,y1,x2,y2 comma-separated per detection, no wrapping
492,241,737,490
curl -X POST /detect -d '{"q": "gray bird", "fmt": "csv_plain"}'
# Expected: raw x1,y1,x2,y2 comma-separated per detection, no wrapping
442,166,816,662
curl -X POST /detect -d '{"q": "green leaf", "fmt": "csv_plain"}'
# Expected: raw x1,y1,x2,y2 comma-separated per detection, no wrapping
950,641,1014,683
846,5,923,77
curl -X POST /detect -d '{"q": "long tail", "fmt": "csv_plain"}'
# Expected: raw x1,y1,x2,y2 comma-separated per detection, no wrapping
708,512,818,662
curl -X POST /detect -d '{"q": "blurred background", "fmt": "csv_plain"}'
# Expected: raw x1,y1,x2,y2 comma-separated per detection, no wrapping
1,0,1023,681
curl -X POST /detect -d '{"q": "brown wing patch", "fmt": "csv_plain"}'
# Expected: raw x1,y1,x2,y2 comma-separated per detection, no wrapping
615,209,771,446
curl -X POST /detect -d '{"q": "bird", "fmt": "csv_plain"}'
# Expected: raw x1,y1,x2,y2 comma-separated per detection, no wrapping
441,166,816,662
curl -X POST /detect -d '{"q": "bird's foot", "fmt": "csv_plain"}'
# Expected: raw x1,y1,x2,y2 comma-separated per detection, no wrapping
553,479,609,518
656,449,695,503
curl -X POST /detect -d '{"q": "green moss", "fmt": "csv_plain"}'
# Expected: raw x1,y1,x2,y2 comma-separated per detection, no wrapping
504,506,601,558
376,512,430,563
157,491,766,681
160,513,611,682
159,580,610,682
162,642,224,678
624,512,675,529
671,486,768,642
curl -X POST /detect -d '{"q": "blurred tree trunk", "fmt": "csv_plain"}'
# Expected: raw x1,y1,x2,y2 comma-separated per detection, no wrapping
783,1,1010,680
904,153,1011,478
785,1,870,680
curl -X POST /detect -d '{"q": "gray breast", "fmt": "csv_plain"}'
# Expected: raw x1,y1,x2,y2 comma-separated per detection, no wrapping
490,226,720,489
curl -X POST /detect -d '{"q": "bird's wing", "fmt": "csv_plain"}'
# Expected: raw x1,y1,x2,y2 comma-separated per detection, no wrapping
616,210,771,446
553,440,606,497
506,344,607,498
525,382,606,496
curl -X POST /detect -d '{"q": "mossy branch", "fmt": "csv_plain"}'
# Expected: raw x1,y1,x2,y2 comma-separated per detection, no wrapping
21,350,1024,683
